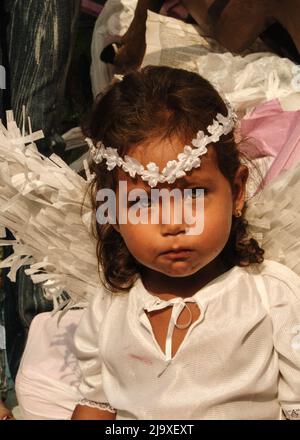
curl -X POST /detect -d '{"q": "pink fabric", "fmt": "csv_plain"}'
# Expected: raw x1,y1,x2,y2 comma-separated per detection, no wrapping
241,99,300,186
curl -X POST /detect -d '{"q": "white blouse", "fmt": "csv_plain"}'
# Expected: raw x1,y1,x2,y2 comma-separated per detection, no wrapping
74,260,300,420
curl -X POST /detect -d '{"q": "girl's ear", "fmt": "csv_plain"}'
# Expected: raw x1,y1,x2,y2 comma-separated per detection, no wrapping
232,165,248,214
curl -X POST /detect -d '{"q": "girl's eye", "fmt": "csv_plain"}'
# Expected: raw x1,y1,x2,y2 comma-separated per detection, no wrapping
129,197,151,208
186,188,208,199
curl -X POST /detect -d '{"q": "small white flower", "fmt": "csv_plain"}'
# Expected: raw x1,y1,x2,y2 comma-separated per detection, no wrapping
208,121,218,134
122,156,144,177
183,145,193,154
146,162,159,172
211,129,225,142
161,160,186,184
191,133,205,149
182,157,201,172
105,148,122,170
145,176,159,188
216,112,228,125
192,145,207,158
166,169,186,184
207,120,226,142
141,162,160,187
162,160,177,177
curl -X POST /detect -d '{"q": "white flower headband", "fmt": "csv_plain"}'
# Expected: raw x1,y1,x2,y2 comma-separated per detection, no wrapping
86,104,237,188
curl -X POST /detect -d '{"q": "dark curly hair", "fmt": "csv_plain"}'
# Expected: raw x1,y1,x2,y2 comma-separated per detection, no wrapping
83,65,264,292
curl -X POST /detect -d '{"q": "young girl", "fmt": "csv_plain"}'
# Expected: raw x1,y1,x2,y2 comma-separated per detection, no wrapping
70,65,300,420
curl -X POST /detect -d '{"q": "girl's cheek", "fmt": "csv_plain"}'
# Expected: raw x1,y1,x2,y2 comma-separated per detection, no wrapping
204,209,232,236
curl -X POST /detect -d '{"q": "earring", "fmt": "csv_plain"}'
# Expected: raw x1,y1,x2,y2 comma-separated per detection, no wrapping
234,209,242,218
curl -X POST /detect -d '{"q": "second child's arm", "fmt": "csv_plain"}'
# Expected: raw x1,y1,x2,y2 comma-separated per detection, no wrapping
72,404,116,420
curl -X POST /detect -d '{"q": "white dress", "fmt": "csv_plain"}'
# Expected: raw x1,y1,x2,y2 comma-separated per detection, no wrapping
74,259,300,420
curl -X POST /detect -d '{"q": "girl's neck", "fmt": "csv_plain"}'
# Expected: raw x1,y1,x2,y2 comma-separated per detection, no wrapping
141,258,229,300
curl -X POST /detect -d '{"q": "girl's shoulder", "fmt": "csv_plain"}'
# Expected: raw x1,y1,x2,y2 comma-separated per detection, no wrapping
244,259,300,285
87,283,130,310
243,259,300,307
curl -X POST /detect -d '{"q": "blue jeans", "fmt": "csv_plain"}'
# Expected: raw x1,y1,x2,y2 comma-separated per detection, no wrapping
1,0,80,381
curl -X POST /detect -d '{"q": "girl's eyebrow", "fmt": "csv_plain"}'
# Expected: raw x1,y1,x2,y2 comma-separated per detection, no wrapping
179,176,214,186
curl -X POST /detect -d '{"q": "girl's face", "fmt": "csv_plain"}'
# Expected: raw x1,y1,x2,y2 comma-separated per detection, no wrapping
114,137,247,282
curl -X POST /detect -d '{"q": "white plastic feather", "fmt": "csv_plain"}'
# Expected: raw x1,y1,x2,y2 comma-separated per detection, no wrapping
0,112,99,309
246,159,300,278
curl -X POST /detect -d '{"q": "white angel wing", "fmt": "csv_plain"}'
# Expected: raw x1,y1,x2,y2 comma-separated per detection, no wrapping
246,159,300,277
0,112,100,309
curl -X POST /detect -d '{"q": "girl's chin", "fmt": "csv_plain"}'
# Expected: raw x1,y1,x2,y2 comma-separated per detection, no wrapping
157,263,201,278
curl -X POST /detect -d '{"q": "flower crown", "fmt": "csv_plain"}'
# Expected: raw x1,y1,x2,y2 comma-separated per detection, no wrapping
86,104,237,188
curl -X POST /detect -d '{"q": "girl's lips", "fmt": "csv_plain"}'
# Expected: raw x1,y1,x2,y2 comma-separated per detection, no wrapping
160,249,193,259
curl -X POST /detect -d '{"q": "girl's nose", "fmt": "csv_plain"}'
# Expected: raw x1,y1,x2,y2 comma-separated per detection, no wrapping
161,221,186,236
160,201,187,236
